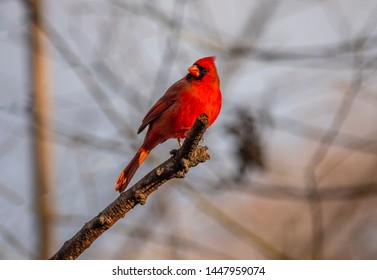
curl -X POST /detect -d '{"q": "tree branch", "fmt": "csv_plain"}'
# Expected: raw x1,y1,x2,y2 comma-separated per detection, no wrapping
50,114,210,260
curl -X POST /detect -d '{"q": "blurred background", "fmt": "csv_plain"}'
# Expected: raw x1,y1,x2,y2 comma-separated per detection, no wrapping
1,0,377,260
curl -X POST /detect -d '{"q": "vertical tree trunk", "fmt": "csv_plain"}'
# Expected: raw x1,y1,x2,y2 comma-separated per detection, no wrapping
27,0,55,259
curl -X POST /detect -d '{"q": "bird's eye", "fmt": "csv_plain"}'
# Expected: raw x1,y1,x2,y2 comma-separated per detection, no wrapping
202,68,209,74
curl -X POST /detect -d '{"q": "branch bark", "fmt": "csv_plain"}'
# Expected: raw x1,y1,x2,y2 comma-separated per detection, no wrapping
50,114,210,260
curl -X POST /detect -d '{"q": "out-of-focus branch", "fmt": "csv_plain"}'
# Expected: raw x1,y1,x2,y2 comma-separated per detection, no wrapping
217,181,377,201
50,114,210,260
45,23,131,137
304,42,365,259
26,0,55,259
181,182,291,260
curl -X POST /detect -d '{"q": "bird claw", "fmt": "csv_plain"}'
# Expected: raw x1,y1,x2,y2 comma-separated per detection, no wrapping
177,138,183,148
170,149,179,156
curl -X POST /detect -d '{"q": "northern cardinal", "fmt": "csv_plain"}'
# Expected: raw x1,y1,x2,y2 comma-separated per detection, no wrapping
115,56,222,192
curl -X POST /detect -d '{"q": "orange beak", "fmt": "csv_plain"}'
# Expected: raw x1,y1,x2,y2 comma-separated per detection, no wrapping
188,65,200,77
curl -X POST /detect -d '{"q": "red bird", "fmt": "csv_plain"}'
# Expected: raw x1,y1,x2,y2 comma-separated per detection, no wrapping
115,56,222,192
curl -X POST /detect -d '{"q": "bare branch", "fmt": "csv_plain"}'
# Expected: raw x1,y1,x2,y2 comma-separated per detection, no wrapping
49,114,210,260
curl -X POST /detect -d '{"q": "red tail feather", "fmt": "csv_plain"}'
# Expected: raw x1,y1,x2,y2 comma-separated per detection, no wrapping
115,147,149,192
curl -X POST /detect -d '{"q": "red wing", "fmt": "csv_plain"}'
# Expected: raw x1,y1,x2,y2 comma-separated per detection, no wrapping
137,80,183,134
